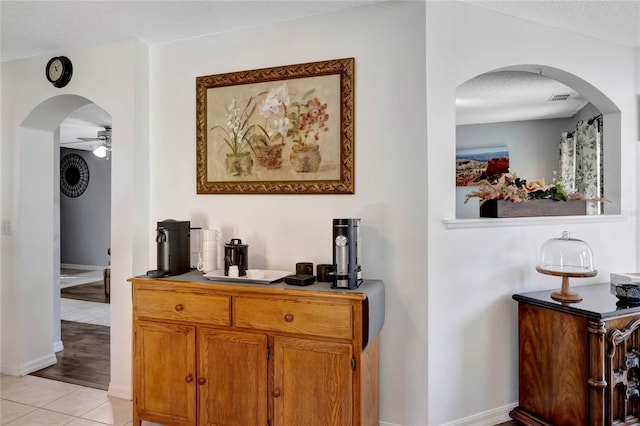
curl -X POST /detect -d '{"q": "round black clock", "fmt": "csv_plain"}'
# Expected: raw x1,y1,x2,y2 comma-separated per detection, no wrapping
45,56,73,88
60,153,89,198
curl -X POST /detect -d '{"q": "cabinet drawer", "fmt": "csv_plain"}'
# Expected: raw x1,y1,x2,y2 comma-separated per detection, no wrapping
234,297,352,339
135,288,230,325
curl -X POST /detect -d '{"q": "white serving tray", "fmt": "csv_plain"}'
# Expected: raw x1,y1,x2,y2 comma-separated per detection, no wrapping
203,269,292,284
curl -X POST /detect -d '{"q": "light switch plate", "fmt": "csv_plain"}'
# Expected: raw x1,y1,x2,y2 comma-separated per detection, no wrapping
1,220,12,235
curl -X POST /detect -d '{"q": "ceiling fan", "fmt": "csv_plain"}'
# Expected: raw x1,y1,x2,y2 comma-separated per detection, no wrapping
74,126,112,159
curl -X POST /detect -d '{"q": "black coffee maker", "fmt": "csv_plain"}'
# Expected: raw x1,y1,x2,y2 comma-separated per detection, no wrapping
147,219,190,277
331,218,363,289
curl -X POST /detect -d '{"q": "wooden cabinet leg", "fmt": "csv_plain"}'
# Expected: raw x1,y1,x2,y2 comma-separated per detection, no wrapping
588,320,606,426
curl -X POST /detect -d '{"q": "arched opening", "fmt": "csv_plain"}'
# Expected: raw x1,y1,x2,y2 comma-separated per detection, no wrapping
455,64,621,219
13,94,112,387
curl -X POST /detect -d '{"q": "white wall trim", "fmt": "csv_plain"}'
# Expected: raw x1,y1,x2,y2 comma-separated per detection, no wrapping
18,353,57,376
53,340,64,353
437,402,518,426
443,213,628,229
107,382,132,401
0,364,21,377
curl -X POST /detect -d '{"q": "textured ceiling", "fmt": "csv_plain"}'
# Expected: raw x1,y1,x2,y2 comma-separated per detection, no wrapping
3,1,637,64
3,0,638,133
457,1,639,125
0,1,377,62
457,71,589,125
462,0,640,49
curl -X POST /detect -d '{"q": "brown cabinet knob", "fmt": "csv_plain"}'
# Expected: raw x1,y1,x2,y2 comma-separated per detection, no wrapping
185,374,193,383
273,389,281,398
175,304,184,312
198,377,206,385
284,314,293,322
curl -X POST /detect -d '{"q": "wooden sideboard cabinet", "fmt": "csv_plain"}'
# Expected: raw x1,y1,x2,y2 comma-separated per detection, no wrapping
511,283,640,426
128,272,384,426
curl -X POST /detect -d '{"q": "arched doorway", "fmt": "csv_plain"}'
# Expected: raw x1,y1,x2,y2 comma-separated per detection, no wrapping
10,95,112,383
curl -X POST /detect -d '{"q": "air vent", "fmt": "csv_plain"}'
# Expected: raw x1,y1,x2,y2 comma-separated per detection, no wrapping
548,94,572,101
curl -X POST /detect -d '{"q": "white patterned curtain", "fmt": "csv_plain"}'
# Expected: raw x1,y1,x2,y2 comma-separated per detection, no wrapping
558,131,576,193
558,115,603,214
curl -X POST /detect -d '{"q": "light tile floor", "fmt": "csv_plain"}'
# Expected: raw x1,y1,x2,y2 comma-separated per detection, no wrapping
0,375,160,425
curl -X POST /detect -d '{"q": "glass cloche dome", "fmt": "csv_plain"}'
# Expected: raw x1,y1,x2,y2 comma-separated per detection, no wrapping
538,231,595,274
536,231,597,303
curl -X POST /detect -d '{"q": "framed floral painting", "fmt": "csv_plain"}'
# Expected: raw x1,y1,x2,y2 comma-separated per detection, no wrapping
196,58,355,194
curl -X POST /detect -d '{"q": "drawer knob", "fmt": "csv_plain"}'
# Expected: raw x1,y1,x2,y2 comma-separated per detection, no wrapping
284,314,294,322
175,304,184,312
198,377,207,385
273,389,281,398
185,374,193,383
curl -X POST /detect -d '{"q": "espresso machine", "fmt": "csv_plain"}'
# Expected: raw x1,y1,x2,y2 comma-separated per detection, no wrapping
147,219,191,277
331,218,363,289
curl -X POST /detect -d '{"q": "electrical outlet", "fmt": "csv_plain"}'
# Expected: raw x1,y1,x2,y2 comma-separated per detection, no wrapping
1,220,12,236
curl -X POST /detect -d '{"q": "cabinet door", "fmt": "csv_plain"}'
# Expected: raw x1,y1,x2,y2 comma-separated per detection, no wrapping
273,336,353,426
198,328,268,426
134,320,196,425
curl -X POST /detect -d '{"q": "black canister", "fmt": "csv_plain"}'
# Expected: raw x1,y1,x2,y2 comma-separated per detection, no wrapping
224,238,248,276
316,264,334,282
296,262,314,275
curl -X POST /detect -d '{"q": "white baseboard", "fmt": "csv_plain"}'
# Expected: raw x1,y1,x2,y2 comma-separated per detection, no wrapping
61,263,105,271
53,340,64,353
108,382,132,401
0,364,22,376
437,402,518,426
380,421,405,426
12,353,58,376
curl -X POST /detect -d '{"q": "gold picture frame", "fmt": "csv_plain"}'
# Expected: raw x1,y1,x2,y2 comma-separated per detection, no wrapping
196,58,354,194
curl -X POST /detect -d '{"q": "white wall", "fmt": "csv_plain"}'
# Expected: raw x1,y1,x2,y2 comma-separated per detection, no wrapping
427,2,638,425
1,40,150,399
2,1,637,425
150,2,426,424
0,3,426,424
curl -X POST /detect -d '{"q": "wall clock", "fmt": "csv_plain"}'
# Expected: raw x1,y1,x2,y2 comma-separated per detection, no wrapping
60,153,89,198
45,56,73,88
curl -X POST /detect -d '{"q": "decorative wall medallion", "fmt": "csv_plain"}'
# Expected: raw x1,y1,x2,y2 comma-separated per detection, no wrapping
60,153,89,198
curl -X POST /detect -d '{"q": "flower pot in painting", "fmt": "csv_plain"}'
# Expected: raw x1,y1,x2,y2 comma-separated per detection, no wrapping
290,144,321,173
255,143,284,169
479,199,587,218
225,152,253,176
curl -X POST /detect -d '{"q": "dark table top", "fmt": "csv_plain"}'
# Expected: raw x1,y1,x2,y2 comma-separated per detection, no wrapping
513,282,640,320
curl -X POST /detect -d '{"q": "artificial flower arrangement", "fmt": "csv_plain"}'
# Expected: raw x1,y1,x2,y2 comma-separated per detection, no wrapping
464,172,586,204
211,82,330,155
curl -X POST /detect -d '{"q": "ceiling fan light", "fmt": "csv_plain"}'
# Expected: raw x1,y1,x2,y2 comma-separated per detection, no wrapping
93,145,107,158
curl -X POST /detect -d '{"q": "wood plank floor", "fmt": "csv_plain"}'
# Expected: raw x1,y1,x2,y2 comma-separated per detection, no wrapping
61,281,109,303
30,271,110,390
31,320,110,390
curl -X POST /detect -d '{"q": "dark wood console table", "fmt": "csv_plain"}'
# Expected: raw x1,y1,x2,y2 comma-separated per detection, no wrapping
511,283,640,425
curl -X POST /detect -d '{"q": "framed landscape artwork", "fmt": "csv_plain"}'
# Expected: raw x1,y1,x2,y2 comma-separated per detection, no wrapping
196,58,355,194
456,146,509,187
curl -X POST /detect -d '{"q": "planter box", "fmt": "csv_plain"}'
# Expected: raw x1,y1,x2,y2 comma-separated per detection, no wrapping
479,199,587,218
